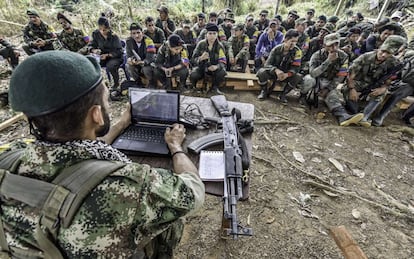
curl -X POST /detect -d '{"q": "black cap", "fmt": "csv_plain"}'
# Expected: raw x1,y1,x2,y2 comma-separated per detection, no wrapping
129,22,142,31
318,15,327,22
197,13,206,19
98,16,110,27
206,23,219,32
288,10,299,19
27,9,40,17
168,34,185,47
57,12,72,24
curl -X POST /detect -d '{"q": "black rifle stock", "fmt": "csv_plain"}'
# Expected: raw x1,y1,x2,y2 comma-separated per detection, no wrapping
210,95,253,239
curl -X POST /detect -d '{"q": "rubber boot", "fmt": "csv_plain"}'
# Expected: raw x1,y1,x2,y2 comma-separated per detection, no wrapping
358,100,381,127
241,59,248,73
211,85,224,95
257,82,268,100
279,84,293,104
332,107,364,126
298,92,307,106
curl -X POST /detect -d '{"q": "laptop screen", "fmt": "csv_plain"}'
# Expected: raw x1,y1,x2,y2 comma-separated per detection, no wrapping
129,88,179,124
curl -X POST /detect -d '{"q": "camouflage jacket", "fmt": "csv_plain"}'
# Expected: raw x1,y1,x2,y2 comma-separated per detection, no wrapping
125,35,156,64
155,18,176,38
191,39,227,69
349,50,401,90
264,44,302,74
228,34,250,59
297,32,310,56
174,29,196,47
303,37,323,62
192,23,206,37
245,25,259,42
309,48,349,81
197,27,227,43
144,27,166,48
155,41,189,68
58,28,89,53
23,21,56,47
339,37,361,62
0,140,204,258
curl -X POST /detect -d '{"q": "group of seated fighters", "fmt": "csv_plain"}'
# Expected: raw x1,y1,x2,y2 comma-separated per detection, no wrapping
1,6,414,127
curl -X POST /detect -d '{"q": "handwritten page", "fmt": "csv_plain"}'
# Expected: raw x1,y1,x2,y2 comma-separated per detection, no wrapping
199,151,225,181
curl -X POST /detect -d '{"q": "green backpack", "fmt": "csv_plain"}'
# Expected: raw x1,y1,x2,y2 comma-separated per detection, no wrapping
0,149,126,259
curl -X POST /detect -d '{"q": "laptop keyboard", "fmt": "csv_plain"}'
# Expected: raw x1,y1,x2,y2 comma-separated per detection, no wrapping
124,127,165,143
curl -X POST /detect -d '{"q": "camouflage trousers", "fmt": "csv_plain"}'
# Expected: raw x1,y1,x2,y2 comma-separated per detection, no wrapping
136,219,184,259
302,75,344,111
190,66,226,88
126,64,154,84
256,67,302,90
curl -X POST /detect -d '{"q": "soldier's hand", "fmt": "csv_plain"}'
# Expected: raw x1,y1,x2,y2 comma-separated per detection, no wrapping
328,51,338,61
349,88,358,101
165,124,186,150
230,57,235,64
200,51,209,61
370,86,387,97
208,65,218,71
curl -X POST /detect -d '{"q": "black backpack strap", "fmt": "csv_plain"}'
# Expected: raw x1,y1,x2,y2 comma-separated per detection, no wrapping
0,153,126,259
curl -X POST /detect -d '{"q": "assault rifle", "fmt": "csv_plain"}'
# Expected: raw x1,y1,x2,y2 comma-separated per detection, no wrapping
210,95,253,239
358,62,404,101
131,49,144,66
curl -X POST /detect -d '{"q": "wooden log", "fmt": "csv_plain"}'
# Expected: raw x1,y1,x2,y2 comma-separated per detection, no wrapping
329,226,368,259
0,113,25,132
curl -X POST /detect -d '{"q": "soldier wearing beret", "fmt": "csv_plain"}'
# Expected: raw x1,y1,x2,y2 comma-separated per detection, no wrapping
302,33,363,126
154,34,190,91
190,23,227,94
227,23,250,72
144,16,166,52
125,22,156,87
22,9,57,55
1,51,204,258
345,35,406,127
56,12,89,54
256,29,303,103
88,15,123,92
155,5,176,38
193,13,207,37
0,36,19,69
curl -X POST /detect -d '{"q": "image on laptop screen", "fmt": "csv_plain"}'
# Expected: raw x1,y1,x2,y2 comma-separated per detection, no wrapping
130,89,179,124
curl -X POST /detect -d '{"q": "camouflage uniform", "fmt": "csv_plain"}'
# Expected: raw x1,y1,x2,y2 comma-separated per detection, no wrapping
245,24,260,59
22,21,56,55
227,34,250,72
155,18,176,38
344,50,401,124
57,28,89,54
125,35,156,86
0,38,19,68
297,32,310,59
144,27,166,51
154,41,190,89
302,48,349,111
197,27,227,46
192,23,206,37
0,140,204,258
256,44,303,100
339,36,361,62
190,39,227,91
174,29,197,58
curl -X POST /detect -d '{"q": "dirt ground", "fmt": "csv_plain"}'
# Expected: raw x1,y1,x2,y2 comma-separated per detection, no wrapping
1,69,413,258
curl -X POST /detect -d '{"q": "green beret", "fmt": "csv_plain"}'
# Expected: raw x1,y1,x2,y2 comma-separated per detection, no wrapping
9,51,102,117
27,9,39,17
380,35,407,54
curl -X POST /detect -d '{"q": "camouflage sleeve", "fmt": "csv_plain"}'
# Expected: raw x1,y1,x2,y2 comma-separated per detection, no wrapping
155,43,166,68
309,51,331,78
288,48,302,74
235,35,250,59
227,36,234,58
22,25,35,46
191,41,203,65
180,48,190,66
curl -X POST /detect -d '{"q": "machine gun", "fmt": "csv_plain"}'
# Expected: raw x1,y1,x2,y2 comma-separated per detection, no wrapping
210,95,253,239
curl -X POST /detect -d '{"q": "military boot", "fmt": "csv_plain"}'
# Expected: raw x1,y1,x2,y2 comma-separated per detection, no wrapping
298,92,307,106
278,84,293,104
358,100,381,127
371,99,395,126
332,107,364,126
257,82,268,100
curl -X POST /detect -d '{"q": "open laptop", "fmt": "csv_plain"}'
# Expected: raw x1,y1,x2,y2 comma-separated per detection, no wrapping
112,88,180,155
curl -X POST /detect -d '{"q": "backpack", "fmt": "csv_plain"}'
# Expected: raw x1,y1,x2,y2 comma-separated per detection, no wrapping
0,149,126,259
